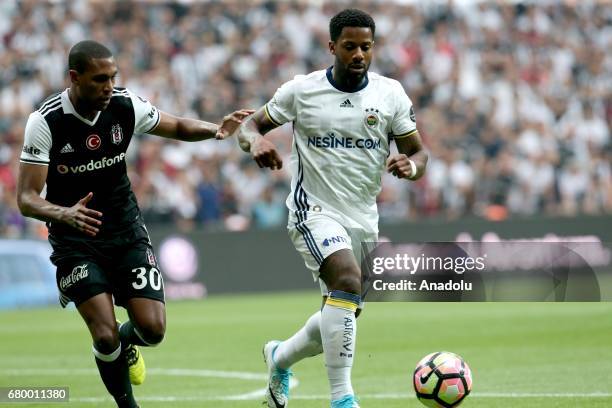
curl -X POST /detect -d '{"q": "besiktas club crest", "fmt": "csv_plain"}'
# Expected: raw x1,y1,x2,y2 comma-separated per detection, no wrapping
111,124,123,145
146,248,156,266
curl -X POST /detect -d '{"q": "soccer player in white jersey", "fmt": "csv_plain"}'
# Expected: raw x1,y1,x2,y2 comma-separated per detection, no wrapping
237,9,428,408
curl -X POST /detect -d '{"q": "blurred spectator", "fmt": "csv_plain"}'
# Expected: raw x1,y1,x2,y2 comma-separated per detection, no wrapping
251,185,286,229
1,0,610,238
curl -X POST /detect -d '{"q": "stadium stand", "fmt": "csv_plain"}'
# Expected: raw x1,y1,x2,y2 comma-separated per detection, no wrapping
1,0,610,238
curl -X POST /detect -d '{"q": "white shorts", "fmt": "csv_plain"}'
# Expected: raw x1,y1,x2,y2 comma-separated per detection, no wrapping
288,212,378,295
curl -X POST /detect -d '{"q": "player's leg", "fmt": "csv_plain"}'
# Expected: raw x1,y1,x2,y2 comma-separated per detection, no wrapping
263,217,342,407
267,288,363,374
266,215,361,407
274,215,356,369
319,248,361,407
120,298,166,347
275,236,368,372
116,298,165,385
271,308,323,370
78,293,138,408
115,231,166,385
53,250,139,408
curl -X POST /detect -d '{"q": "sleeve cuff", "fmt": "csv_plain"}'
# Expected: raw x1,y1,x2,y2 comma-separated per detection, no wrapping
143,111,161,134
264,104,283,127
20,158,49,165
393,129,418,139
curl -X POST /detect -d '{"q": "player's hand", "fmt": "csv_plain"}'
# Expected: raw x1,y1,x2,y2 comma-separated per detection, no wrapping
62,192,103,237
251,136,283,170
386,154,415,179
216,109,255,140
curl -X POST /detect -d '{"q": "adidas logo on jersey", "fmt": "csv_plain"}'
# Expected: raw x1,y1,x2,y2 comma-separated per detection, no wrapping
60,143,74,153
340,99,354,108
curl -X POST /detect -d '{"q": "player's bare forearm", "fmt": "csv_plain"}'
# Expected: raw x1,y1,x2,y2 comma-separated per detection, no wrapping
388,131,428,180
237,107,279,151
151,112,218,141
237,107,283,169
237,114,262,151
17,163,55,223
18,189,66,223
17,163,103,236
18,189,104,236
152,110,254,142
406,149,428,180
18,191,103,237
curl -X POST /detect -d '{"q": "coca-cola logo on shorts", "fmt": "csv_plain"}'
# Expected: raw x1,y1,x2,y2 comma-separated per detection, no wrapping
59,263,89,291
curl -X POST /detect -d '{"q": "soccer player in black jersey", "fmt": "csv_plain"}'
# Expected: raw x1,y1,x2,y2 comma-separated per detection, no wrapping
16,40,252,408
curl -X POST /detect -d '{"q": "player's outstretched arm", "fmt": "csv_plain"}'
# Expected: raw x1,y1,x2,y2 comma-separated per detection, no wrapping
150,110,254,142
237,107,283,170
17,163,103,236
387,131,428,180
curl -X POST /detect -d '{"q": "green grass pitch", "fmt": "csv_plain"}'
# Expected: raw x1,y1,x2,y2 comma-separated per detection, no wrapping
1,291,611,407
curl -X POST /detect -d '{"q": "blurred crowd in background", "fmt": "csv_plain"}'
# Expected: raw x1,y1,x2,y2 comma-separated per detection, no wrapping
0,0,610,238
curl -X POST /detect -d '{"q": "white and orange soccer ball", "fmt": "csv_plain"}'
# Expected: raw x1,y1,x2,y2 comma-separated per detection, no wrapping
413,351,473,407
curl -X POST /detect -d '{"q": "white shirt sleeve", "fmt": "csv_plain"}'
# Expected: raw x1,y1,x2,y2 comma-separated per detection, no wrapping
20,111,51,165
127,89,161,134
391,82,418,138
265,78,298,126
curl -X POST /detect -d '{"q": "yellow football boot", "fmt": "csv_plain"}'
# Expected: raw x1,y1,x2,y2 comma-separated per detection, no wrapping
125,343,146,385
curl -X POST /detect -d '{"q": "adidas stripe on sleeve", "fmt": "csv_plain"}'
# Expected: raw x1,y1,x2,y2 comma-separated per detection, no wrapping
20,111,52,165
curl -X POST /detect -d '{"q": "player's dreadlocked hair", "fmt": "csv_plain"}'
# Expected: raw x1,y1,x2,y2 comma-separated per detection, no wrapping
329,9,376,42
68,40,113,73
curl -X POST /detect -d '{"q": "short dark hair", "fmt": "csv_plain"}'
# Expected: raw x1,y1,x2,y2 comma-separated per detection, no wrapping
329,9,376,42
68,40,113,73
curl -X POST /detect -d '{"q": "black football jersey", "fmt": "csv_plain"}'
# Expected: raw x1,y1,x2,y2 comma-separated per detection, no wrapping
20,88,160,238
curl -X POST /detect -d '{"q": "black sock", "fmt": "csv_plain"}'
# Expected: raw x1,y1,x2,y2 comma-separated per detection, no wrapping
94,345,138,408
114,394,139,408
119,320,148,349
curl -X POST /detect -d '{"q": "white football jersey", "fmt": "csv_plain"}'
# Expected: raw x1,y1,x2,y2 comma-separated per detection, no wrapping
266,67,417,233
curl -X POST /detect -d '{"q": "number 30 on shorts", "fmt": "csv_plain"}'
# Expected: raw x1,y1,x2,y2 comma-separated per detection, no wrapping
131,267,163,290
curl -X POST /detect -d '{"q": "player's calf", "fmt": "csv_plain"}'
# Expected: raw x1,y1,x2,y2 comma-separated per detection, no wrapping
120,319,165,347
135,319,165,346
119,319,165,386
93,343,138,407
321,290,360,402
123,298,166,347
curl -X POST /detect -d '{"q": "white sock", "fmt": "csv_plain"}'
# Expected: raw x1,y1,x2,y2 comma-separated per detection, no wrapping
320,291,360,401
328,367,353,401
92,342,122,362
274,311,323,370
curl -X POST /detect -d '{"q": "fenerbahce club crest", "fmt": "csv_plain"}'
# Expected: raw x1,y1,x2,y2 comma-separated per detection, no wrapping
364,108,380,128
111,123,123,145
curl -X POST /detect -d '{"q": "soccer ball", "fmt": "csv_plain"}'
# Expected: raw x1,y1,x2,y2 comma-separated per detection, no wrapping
413,351,472,407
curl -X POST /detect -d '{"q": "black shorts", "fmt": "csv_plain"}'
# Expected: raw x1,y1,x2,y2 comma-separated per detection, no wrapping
49,224,165,308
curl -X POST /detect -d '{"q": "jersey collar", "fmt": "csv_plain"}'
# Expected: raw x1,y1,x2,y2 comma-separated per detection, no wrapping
326,66,369,93
61,89,101,127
